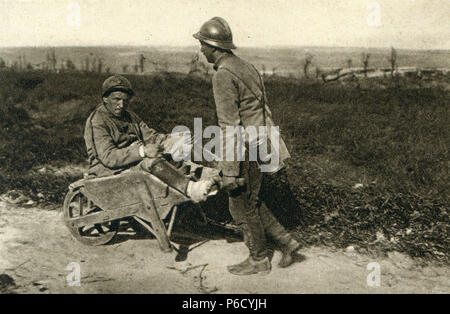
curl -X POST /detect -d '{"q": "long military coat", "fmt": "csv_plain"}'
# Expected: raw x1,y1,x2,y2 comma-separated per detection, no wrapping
84,104,167,177
212,53,291,176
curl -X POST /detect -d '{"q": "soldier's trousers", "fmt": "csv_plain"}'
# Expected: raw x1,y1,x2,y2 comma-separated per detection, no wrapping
228,161,292,261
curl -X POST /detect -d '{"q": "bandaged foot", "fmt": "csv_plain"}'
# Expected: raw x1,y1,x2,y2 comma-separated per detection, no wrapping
186,179,216,203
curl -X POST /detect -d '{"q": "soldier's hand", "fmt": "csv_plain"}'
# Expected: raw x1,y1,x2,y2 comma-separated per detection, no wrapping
221,175,240,192
142,144,163,158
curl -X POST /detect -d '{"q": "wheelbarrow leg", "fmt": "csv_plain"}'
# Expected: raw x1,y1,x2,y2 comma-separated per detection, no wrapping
134,214,172,253
135,177,173,253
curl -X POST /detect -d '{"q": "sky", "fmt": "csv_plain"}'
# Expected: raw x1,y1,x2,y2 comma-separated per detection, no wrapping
0,0,449,49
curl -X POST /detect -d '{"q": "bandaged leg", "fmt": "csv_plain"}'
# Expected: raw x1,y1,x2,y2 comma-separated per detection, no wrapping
139,158,214,203
140,158,190,193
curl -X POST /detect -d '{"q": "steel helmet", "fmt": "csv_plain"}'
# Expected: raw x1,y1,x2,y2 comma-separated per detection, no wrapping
193,17,237,50
102,75,134,97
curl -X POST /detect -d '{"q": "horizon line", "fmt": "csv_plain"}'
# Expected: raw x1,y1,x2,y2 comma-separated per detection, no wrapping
0,44,448,52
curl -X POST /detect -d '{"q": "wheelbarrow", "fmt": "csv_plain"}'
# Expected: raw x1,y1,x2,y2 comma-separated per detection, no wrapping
62,163,239,252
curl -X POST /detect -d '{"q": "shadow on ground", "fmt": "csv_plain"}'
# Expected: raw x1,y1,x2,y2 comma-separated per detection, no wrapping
106,170,305,263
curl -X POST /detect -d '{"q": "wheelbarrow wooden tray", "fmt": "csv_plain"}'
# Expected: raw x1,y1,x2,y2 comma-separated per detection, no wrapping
63,170,190,251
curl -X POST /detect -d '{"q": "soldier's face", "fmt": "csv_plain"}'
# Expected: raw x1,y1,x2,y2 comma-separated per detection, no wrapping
103,91,130,117
200,42,215,64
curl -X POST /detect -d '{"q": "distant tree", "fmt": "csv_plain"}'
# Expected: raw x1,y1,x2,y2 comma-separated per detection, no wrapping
389,46,397,78
66,59,77,71
188,53,199,74
188,52,210,76
97,58,103,73
347,58,353,68
47,49,57,72
303,53,314,78
0,57,6,70
361,53,370,77
261,64,266,77
11,61,19,71
18,54,27,70
272,67,277,76
16,56,22,70
315,66,322,79
122,65,129,73
139,54,145,73
84,56,90,72
91,57,98,72
46,52,50,68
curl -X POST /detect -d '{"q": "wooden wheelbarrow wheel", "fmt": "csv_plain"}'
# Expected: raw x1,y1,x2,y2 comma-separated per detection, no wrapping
63,188,119,246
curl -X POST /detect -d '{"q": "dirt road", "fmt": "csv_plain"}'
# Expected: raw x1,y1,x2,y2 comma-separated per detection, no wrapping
0,200,448,294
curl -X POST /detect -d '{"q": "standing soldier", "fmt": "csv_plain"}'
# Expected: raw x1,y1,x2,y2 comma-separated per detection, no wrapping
193,17,301,275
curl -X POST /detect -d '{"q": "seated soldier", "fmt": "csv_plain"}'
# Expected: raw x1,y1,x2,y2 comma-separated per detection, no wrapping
84,75,213,203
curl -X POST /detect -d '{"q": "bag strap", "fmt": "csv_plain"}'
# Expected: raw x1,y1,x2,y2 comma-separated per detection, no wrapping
250,64,270,108
219,65,267,126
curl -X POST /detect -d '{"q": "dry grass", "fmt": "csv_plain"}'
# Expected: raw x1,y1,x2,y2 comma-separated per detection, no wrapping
0,69,448,263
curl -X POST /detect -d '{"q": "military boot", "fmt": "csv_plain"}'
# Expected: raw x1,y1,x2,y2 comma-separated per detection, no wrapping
227,256,271,276
227,224,271,276
257,204,302,268
277,236,301,268
227,256,250,273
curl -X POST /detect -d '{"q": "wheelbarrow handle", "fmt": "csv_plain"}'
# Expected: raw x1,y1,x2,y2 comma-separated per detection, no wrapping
208,177,246,196
217,177,246,187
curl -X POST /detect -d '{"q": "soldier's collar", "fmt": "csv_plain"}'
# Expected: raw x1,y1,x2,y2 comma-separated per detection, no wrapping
213,52,234,71
100,103,115,117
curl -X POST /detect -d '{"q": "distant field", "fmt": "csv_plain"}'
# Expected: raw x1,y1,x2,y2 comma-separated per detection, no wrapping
1,46,450,77
0,70,448,263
